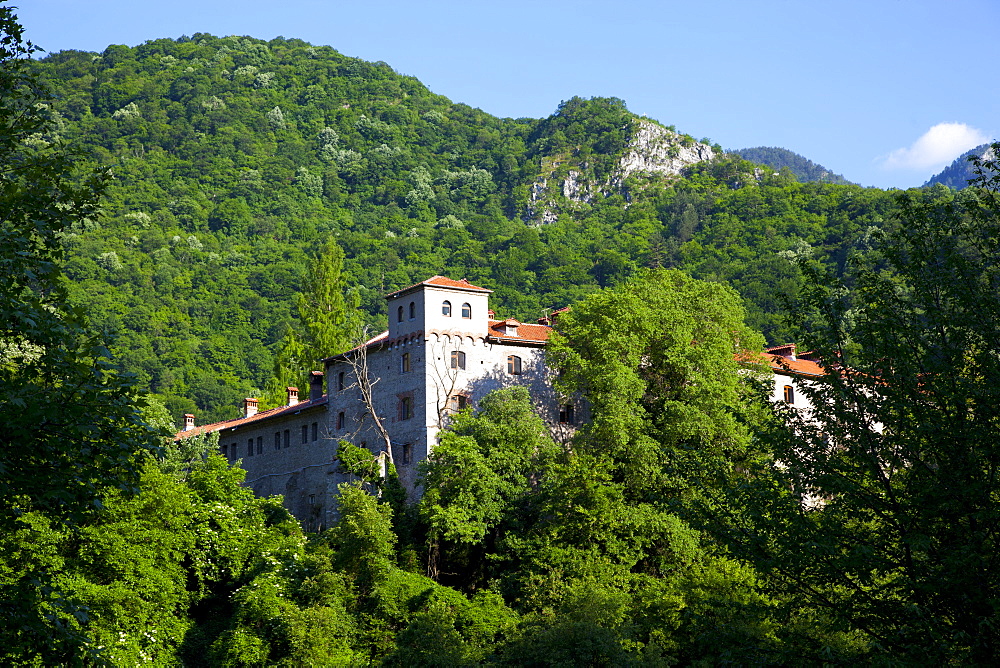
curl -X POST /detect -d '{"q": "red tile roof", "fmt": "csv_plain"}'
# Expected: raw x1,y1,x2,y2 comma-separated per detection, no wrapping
765,353,825,378
386,275,492,298
174,396,328,441
487,319,551,344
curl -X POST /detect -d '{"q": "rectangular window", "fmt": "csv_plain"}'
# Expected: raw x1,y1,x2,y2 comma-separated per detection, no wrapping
221,443,228,458
507,355,522,375
337,411,345,430
309,494,315,505
283,429,290,448
450,350,466,369
311,422,318,441
338,371,345,391
403,443,412,465
783,385,795,405
559,404,575,424
449,394,468,411
400,396,413,420
247,439,254,457
274,432,281,450
301,425,308,444
256,436,263,455
400,352,411,373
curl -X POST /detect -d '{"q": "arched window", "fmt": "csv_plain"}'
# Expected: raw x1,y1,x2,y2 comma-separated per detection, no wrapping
507,355,522,375
783,385,795,405
397,305,404,322
450,350,466,369
461,302,472,318
409,301,416,320
442,300,452,316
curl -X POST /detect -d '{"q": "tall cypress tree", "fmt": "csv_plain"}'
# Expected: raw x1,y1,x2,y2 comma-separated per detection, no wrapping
265,238,358,405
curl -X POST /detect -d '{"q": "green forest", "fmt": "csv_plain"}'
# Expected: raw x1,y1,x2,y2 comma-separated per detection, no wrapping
5,3,1000,664
25,26,919,423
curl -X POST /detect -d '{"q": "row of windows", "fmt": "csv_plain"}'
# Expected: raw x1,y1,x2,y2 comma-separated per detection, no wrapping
397,351,521,374
396,300,474,322
220,422,320,460
441,300,472,318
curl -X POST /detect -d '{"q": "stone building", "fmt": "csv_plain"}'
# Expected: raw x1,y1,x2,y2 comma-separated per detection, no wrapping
177,276,565,530
177,276,821,529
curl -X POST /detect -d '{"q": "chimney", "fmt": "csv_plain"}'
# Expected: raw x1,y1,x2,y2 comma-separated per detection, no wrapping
183,413,195,431
309,371,324,401
243,397,258,419
286,386,299,407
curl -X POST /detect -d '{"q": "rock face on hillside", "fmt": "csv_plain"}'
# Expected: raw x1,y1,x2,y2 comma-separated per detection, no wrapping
526,120,716,224
615,120,717,183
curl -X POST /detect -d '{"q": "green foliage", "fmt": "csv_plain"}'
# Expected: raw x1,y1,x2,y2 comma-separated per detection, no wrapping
923,142,992,189
694,145,1000,662
732,145,854,184
24,34,912,424
265,237,358,407
550,268,768,494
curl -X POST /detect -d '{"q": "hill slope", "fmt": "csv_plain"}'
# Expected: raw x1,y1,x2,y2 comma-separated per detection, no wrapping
730,146,853,184
35,35,899,422
924,143,994,189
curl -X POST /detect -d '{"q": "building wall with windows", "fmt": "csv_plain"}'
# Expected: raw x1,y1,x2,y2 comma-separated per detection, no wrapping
178,276,569,526
177,277,819,528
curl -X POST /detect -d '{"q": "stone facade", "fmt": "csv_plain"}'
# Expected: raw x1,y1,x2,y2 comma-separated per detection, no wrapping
177,276,568,529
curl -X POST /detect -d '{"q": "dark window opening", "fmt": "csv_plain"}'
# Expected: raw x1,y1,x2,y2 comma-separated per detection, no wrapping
450,350,466,369
402,443,412,465
409,301,416,320
338,371,345,391
449,394,469,411
401,352,411,373
256,436,263,455
461,302,472,318
783,385,795,405
400,397,413,421
559,404,575,424
247,439,254,457
311,422,318,441
507,355,522,375
301,425,308,444
337,411,345,430
442,300,452,316
397,305,404,322
283,429,290,448
274,432,281,450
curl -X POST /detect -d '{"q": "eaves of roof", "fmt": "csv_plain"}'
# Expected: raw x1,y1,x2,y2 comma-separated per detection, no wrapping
174,396,329,441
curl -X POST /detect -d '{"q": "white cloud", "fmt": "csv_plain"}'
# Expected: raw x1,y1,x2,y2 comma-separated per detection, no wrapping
880,123,990,171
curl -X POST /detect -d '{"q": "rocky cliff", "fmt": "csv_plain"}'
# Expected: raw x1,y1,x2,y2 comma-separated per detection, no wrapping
526,119,717,223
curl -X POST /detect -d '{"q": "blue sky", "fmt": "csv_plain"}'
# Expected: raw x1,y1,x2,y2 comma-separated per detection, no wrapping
17,0,999,189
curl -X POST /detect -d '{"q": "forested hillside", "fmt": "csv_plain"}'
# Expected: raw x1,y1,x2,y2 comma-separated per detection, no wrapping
924,142,993,189
37,35,901,423
730,146,853,184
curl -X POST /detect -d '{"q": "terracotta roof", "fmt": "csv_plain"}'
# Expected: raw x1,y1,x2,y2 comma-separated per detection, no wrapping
487,319,551,344
174,395,328,440
386,275,492,299
765,353,825,378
